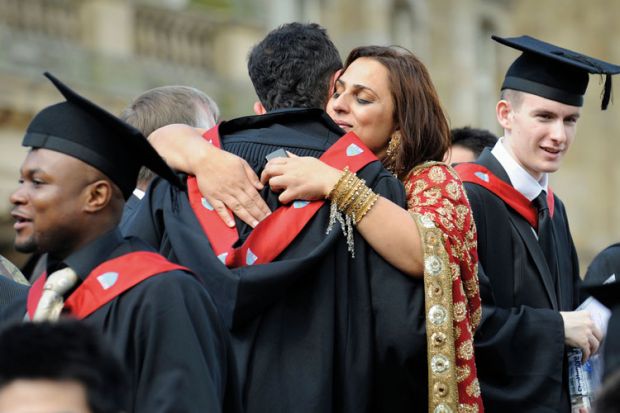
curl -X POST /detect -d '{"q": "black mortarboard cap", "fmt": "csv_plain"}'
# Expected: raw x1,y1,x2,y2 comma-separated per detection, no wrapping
23,73,182,199
493,35,620,110
582,280,620,378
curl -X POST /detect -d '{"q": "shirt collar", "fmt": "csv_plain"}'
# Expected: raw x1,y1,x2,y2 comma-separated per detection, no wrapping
55,229,124,282
491,137,548,201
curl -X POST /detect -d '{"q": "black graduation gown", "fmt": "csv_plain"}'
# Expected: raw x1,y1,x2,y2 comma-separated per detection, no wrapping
119,192,142,234
0,275,27,306
0,229,239,413
584,243,620,284
126,108,430,413
463,149,580,413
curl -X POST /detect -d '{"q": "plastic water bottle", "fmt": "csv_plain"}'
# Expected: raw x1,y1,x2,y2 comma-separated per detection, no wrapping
568,348,591,412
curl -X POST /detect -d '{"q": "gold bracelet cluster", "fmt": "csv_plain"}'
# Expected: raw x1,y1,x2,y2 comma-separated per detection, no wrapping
325,167,379,257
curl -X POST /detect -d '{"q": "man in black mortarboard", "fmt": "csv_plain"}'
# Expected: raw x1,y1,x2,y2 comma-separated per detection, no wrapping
455,35,620,413
0,73,241,413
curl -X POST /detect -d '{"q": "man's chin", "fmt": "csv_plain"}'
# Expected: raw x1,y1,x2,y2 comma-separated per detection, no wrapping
14,239,38,254
541,163,561,174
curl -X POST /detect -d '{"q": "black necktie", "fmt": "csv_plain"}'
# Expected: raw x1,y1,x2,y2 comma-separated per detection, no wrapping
533,191,559,283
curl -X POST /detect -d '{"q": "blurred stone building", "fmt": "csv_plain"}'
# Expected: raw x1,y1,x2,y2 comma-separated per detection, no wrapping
0,0,618,273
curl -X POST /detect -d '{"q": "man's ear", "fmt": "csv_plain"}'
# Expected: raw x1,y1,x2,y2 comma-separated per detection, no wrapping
496,99,513,131
253,101,267,115
83,180,112,213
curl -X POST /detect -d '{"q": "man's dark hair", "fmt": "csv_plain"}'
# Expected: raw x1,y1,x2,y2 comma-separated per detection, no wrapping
248,22,342,111
0,321,127,413
450,127,498,158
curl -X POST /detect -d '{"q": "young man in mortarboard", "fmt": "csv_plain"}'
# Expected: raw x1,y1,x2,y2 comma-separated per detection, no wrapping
0,73,240,413
456,36,620,412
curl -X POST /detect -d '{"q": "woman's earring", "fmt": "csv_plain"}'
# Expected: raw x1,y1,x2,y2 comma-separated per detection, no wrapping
383,131,401,167
385,131,401,175
386,131,401,160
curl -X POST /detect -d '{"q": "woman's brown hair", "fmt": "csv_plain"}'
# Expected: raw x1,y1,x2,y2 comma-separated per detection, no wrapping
343,46,450,180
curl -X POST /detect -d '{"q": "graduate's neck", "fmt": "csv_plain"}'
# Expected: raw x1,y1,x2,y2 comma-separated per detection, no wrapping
501,135,545,181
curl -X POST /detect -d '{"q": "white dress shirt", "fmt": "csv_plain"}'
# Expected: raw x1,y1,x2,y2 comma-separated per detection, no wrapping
491,138,548,202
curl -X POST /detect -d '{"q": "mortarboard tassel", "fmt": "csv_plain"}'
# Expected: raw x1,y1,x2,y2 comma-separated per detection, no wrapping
602,73,612,110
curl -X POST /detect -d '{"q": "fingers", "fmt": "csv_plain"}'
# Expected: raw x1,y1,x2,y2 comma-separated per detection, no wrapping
208,197,235,228
238,188,271,225
260,161,287,185
219,189,269,228
581,344,591,364
588,333,600,357
266,175,287,194
242,160,264,190
592,323,603,342
268,175,301,203
240,160,271,220
278,188,296,205
201,185,264,228
200,181,268,228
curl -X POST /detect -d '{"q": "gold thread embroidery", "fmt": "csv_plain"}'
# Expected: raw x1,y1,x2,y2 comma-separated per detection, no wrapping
466,378,481,398
413,212,458,413
424,187,443,205
455,205,469,231
457,339,474,361
454,302,467,323
471,307,482,329
458,403,479,413
450,263,461,282
446,180,461,201
454,325,461,340
414,179,428,195
456,365,471,383
429,165,447,183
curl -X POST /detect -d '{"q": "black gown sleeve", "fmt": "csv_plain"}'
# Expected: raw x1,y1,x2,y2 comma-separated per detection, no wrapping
465,182,568,413
128,271,241,413
584,244,620,284
122,177,179,259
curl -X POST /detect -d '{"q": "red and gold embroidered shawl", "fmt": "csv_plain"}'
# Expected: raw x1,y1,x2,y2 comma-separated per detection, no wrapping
405,162,483,413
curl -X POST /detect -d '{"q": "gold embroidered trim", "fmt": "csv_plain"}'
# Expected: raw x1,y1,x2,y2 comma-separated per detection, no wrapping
456,365,471,383
458,403,479,413
466,378,481,398
413,212,458,413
